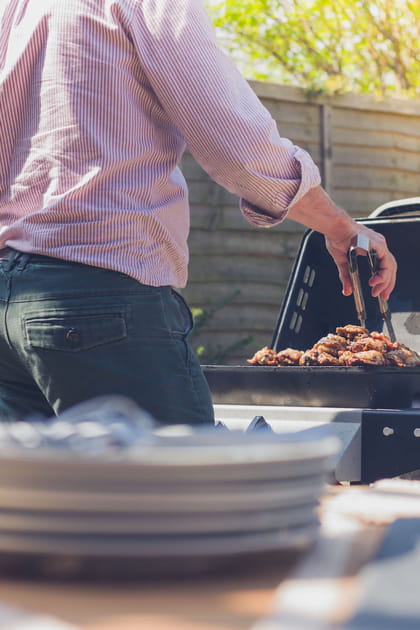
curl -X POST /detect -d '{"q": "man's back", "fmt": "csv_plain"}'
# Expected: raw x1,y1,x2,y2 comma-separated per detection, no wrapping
0,0,319,286
0,0,190,286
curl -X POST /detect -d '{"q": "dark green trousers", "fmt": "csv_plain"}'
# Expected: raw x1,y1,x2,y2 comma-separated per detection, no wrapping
0,250,214,425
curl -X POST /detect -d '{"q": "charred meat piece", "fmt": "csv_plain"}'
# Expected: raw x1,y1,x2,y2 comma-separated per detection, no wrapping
336,324,369,340
276,348,303,366
299,349,320,366
316,351,340,366
386,343,420,367
349,336,389,354
342,350,386,366
338,351,354,366
247,346,278,365
313,334,348,357
370,331,393,348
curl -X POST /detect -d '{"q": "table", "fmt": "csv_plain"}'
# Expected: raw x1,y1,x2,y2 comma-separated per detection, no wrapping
1,481,420,630
0,550,300,630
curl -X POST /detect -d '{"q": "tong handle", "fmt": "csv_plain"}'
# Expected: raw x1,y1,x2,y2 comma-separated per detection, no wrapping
347,237,396,341
367,249,396,342
367,250,387,317
348,246,366,327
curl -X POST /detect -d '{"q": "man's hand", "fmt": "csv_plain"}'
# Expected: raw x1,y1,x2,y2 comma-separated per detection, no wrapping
325,225,397,301
287,186,397,301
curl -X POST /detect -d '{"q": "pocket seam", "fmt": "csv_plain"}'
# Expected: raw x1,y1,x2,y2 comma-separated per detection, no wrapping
24,308,129,352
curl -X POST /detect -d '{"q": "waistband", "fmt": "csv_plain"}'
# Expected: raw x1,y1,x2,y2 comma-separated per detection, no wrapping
0,247,14,259
0,247,52,261
0,248,59,273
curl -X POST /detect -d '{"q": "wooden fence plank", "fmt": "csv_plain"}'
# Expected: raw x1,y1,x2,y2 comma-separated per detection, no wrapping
189,303,281,332
332,108,420,135
333,166,420,193
183,282,287,306
251,81,420,117
334,151,420,173
189,206,307,233
187,255,295,285
332,129,420,152
262,98,320,125
189,229,303,257
192,332,270,364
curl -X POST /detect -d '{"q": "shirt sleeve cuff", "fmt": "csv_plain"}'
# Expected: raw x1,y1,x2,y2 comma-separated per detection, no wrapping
240,147,322,228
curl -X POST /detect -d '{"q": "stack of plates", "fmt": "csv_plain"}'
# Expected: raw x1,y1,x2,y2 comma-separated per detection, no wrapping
0,425,339,577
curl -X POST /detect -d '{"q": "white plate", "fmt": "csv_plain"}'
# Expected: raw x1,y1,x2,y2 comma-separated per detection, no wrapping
0,502,319,535
0,430,338,481
0,521,320,557
0,452,336,489
0,477,326,513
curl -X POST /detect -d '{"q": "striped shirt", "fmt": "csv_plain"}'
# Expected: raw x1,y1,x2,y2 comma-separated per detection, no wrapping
0,0,321,288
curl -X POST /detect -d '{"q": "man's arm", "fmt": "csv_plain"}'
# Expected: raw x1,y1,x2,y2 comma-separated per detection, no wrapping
132,0,320,220
287,186,397,301
135,1,397,300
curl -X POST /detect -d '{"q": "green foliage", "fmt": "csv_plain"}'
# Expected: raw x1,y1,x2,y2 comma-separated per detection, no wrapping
189,290,253,365
207,0,420,98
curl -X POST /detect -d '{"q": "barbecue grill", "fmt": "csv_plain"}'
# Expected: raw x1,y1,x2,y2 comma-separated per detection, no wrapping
204,199,420,484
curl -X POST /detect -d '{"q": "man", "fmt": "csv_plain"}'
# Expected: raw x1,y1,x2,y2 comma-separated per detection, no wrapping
0,0,396,424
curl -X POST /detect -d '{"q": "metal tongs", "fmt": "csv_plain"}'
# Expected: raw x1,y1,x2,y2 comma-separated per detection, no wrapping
347,233,396,342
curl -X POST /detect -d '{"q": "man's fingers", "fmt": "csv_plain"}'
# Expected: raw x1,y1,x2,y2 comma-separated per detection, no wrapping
338,264,353,296
367,247,397,301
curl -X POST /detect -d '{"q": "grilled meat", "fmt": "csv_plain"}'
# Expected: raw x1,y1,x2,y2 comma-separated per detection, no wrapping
247,346,278,365
386,343,420,367
316,351,340,366
338,350,354,366
275,348,303,366
343,350,387,366
247,324,420,367
313,333,347,357
349,336,389,354
299,349,320,366
371,331,394,346
336,325,369,340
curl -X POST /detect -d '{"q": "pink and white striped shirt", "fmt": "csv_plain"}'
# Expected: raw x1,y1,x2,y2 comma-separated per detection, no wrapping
0,0,320,288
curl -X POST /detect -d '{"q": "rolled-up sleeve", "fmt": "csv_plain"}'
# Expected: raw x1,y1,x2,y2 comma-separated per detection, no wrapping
131,0,321,226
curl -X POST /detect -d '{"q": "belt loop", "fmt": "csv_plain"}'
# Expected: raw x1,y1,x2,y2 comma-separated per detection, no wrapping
1,250,31,272
15,253,31,271
4,250,19,272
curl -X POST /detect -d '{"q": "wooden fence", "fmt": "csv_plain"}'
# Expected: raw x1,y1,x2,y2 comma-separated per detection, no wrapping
180,82,420,364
